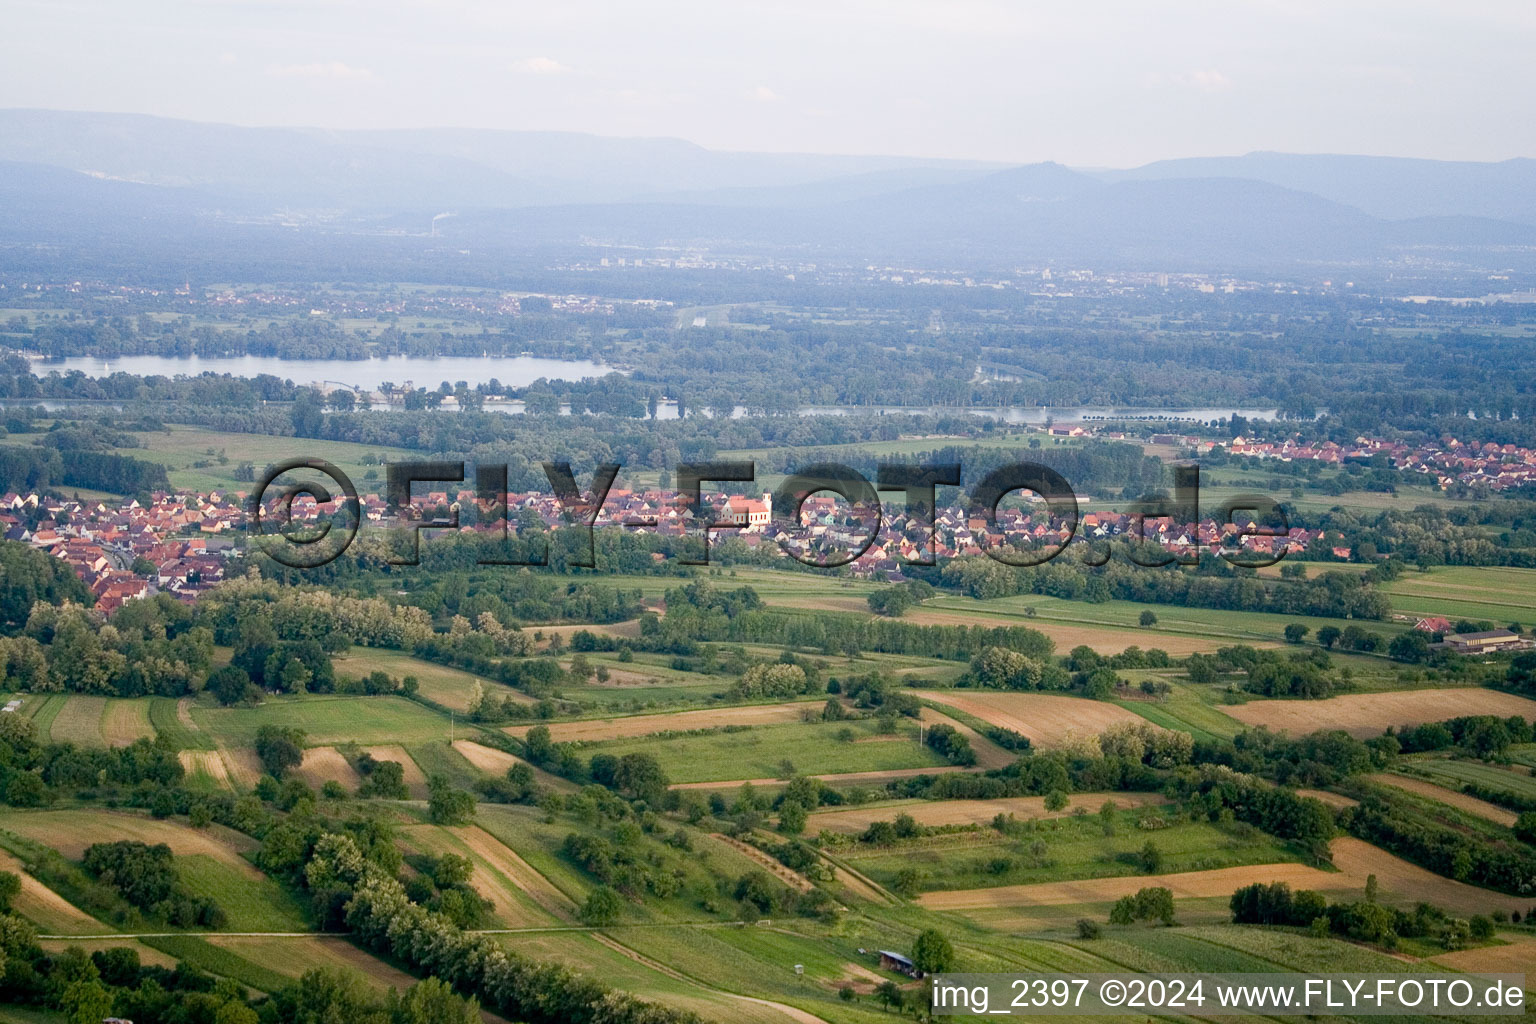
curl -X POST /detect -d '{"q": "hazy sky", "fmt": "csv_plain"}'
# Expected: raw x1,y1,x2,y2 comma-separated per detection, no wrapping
6,0,1535,166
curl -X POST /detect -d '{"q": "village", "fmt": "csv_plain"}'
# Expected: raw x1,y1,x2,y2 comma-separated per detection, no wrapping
4,423,1534,619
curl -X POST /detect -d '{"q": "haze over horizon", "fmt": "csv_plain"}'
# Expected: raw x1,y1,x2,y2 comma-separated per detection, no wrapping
5,0,1536,167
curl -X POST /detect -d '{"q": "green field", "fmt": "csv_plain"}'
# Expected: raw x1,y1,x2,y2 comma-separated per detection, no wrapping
331,648,521,713
581,717,950,784
149,696,210,750
141,935,295,993
1114,683,1244,743
1382,565,1536,627
176,854,309,931
192,694,451,747
841,812,1306,892
114,424,421,495
1403,758,1536,801
403,739,482,790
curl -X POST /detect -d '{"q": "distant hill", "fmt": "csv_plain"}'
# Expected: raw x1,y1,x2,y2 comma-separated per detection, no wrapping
1100,152,1536,226
2,110,1534,271
0,109,1001,209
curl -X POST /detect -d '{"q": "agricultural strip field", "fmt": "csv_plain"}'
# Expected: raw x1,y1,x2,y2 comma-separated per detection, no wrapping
1114,688,1244,743
360,744,429,797
204,936,419,995
497,931,804,1024
449,739,580,793
46,695,109,746
919,862,1333,911
1433,938,1536,974
909,592,1396,650
847,816,1300,894
1328,837,1528,917
178,749,233,790
1220,687,1536,736
1399,757,1536,802
36,938,176,970
101,698,156,746
917,707,1014,769
331,649,532,711
3,809,258,865
25,694,67,739
503,700,818,742
0,849,105,936
399,824,567,927
293,746,364,793
805,792,1168,833
151,696,211,750
907,608,1243,656
1382,565,1536,626
192,694,452,746
670,766,971,790
911,689,1150,747
175,853,309,931
1368,772,1518,826
580,718,950,784
924,836,1528,922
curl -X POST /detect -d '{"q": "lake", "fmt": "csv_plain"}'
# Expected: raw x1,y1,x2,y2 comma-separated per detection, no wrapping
29,355,1288,423
36,353,616,391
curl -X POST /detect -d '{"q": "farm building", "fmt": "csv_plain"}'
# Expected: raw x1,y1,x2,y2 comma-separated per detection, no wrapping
1438,629,1532,655
879,950,922,978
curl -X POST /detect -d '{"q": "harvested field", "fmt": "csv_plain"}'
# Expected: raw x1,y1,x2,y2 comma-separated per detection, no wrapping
332,649,531,712
452,738,520,774
504,701,815,743
911,690,1149,747
403,825,562,927
218,745,265,791
451,739,579,793
917,708,1014,769
670,765,971,790
805,792,1167,834
38,938,176,968
918,837,1524,917
1328,837,1525,916
206,935,417,993
449,825,578,921
537,620,642,641
361,744,428,798
48,695,107,746
904,611,1241,655
178,749,232,789
0,849,104,935
294,746,364,794
1369,773,1518,826
917,862,1341,910
1221,688,1536,737
4,810,258,869
1433,938,1536,973
101,699,155,747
